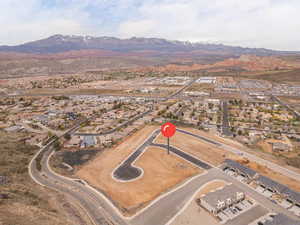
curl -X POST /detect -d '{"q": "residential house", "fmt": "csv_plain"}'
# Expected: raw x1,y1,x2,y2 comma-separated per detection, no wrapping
199,184,245,215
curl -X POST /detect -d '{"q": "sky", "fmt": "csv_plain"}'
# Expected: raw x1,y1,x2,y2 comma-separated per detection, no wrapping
1,0,300,50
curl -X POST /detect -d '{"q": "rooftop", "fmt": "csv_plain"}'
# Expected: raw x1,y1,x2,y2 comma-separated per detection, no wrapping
282,188,300,203
263,213,300,225
201,184,243,208
82,136,96,147
224,159,257,178
257,175,287,193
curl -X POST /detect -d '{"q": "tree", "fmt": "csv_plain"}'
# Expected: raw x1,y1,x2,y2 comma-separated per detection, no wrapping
47,131,54,138
64,133,71,140
53,140,61,151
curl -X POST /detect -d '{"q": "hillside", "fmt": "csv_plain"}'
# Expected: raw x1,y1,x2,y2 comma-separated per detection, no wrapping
0,35,299,78
133,55,299,73
0,131,89,225
0,34,284,55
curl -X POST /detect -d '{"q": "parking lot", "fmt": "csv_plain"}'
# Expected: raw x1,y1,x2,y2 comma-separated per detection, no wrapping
222,162,300,218
217,199,256,223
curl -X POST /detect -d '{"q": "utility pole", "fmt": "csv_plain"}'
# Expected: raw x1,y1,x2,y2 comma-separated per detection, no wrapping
167,137,170,154
161,122,176,155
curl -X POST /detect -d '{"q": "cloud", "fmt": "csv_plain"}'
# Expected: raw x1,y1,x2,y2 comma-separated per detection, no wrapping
117,0,300,50
0,0,92,45
0,0,300,50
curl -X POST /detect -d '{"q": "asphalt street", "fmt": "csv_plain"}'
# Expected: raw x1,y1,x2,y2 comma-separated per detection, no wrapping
113,130,160,181
179,128,300,182
177,129,222,146
113,129,212,181
75,109,152,136
272,95,300,119
28,92,300,225
151,143,212,170
130,168,300,225
225,205,268,225
27,78,206,224
38,147,128,225
221,101,233,136
28,119,129,225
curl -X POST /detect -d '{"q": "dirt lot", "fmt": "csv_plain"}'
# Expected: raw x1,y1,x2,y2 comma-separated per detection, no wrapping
182,128,300,175
154,128,236,166
186,83,215,92
172,180,227,225
76,126,202,215
184,128,246,151
279,96,300,104
257,138,293,154
255,69,300,84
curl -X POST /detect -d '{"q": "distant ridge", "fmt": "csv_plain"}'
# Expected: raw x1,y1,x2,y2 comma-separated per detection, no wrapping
0,35,299,78
0,34,294,55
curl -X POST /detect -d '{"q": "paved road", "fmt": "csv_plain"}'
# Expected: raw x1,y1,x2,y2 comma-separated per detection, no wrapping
43,149,128,225
2,92,165,100
31,150,115,225
27,76,201,224
219,142,300,181
225,205,267,225
177,129,222,146
29,120,129,225
167,77,198,99
28,106,300,225
75,109,152,137
151,143,212,170
221,101,233,137
179,128,300,182
113,130,160,181
130,168,300,225
113,129,212,181
272,95,300,119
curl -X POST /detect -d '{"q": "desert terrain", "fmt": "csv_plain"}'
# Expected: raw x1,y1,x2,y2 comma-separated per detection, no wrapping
76,126,202,215
0,131,90,225
154,128,236,166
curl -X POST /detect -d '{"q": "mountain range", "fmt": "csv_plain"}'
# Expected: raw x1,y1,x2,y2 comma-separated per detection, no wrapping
0,34,293,55
0,35,299,78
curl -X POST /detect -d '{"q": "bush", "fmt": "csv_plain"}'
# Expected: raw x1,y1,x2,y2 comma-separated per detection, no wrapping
64,133,71,140
286,157,300,169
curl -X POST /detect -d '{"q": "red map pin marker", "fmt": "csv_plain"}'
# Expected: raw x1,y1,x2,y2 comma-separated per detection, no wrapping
161,122,176,138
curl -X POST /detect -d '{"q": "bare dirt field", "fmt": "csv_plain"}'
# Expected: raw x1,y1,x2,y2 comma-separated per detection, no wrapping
184,128,300,175
257,138,293,154
154,128,236,166
77,78,180,97
76,126,202,215
172,180,227,225
279,96,300,104
244,141,300,175
186,83,215,92
184,128,245,150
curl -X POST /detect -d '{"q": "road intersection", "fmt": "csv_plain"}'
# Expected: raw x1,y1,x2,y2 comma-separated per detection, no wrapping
27,79,300,225
29,122,300,225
